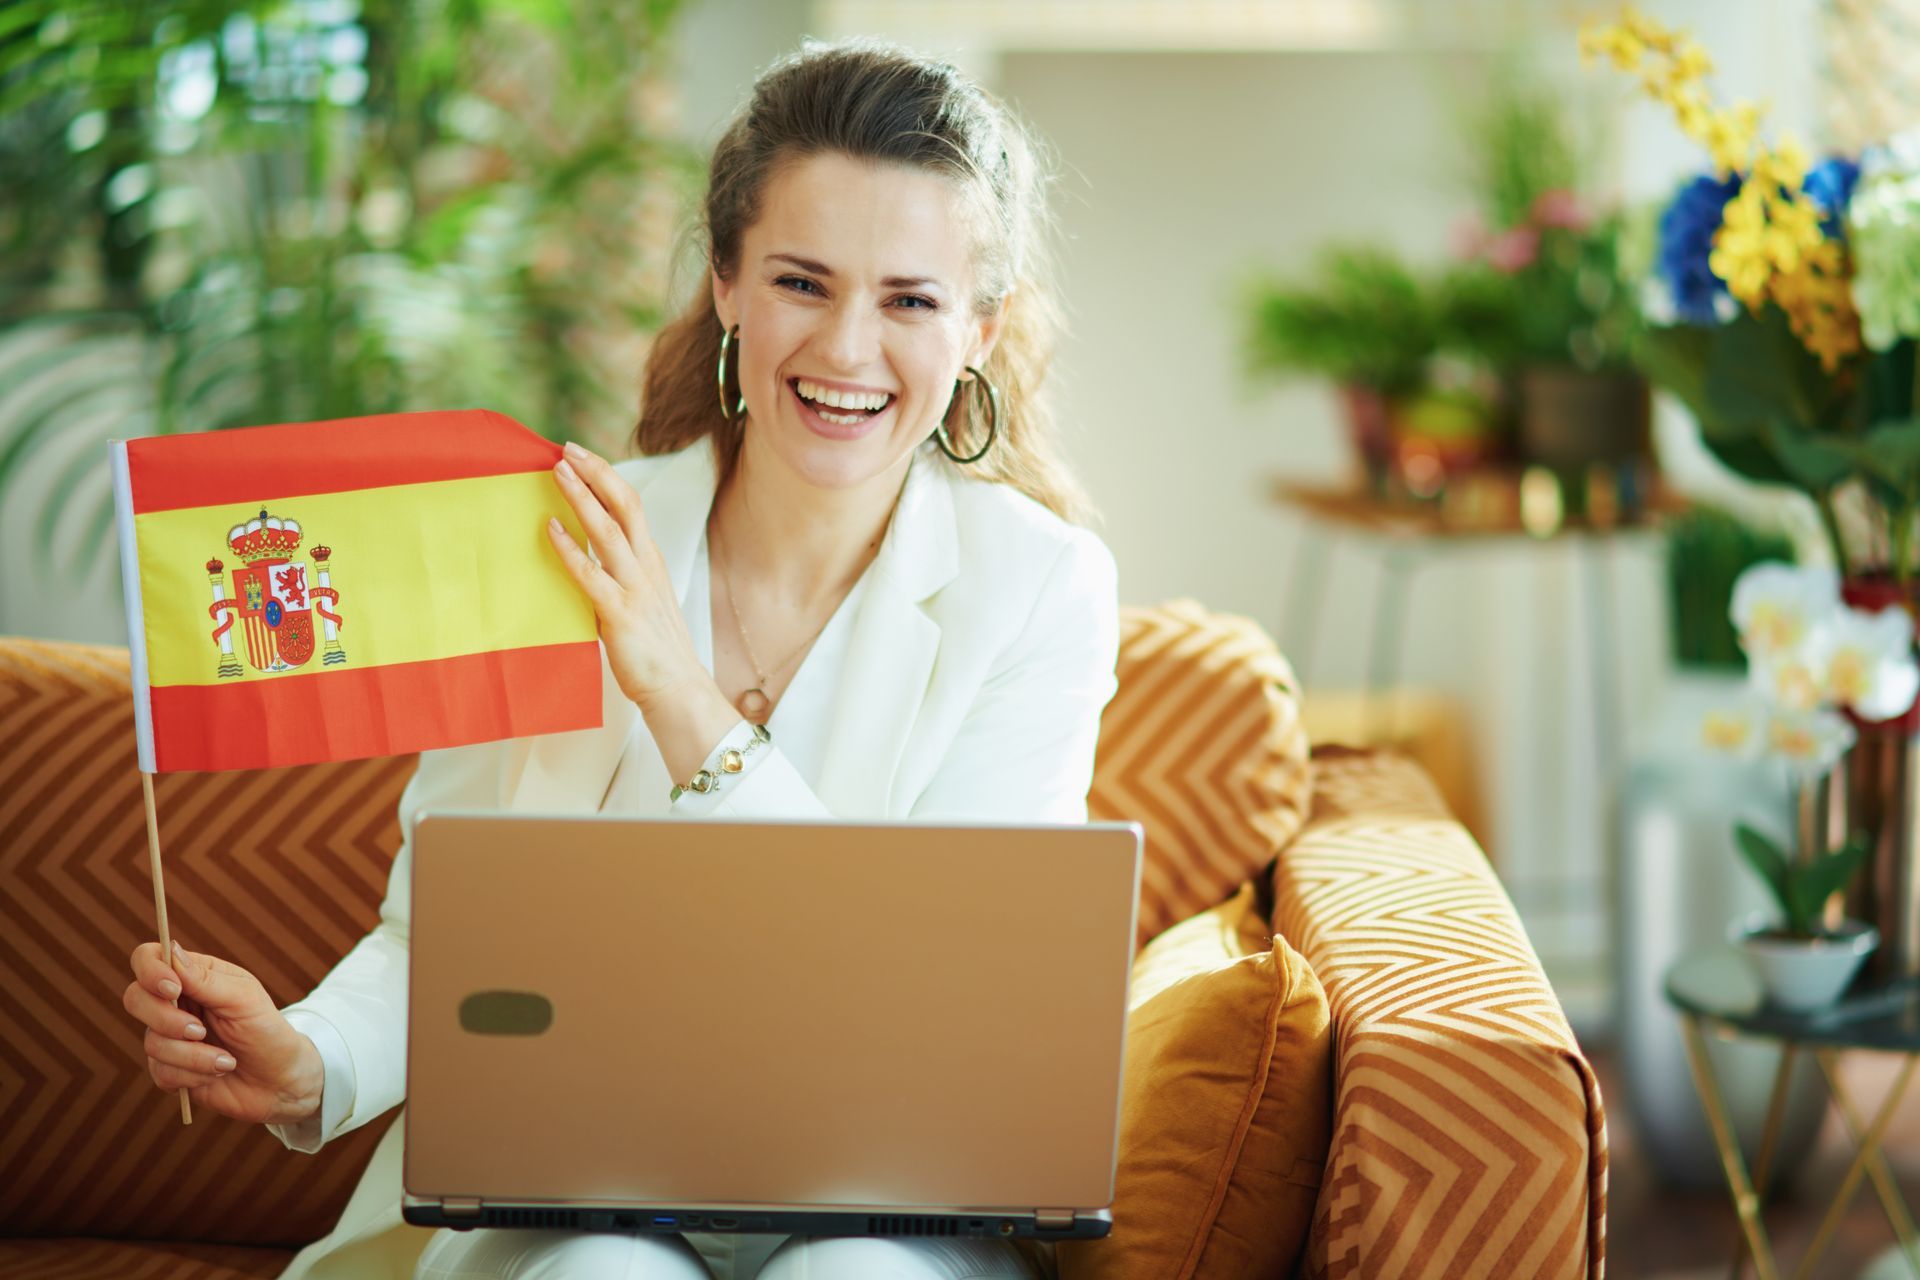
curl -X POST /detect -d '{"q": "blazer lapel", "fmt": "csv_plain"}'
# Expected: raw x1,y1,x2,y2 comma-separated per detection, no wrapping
499,443,719,813
813,448,959,818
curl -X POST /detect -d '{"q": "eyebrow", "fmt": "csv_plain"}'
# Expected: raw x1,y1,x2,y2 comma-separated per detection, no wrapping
767,253,944,291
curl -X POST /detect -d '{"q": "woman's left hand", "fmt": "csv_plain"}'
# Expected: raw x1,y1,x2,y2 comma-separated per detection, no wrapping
546,441,703,711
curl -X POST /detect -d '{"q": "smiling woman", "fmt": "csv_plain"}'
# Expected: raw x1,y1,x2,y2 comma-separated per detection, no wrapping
127,37,1121,1280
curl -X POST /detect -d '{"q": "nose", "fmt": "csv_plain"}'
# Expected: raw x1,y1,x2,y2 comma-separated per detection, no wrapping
815,296,882,372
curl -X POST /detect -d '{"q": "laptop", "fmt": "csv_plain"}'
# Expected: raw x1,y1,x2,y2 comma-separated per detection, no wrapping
399,814,1143,1242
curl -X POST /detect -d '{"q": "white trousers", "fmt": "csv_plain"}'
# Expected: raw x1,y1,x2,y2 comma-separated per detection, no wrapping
414,1227,1050,1279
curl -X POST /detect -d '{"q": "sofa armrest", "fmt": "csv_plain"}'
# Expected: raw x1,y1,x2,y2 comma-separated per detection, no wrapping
1271,747,1607,1280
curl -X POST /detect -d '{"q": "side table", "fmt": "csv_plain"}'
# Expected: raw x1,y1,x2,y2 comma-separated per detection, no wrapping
1667,946,1920,1279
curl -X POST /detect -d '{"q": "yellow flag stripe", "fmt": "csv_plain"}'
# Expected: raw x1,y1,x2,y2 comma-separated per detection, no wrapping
136,471,596,688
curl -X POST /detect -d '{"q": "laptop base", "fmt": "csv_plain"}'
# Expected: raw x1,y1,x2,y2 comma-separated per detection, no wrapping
402,1201,1111,1240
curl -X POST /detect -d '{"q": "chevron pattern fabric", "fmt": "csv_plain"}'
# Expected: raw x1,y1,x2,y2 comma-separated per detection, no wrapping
0,1238,298,1278
1089,601,1313,945
1274,746,1608,1279
0,638,411,1255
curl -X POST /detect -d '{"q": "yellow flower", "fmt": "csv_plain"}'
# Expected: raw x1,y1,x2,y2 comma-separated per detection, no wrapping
1704,100,1760,172
1711,188,1778,303
1672,39,1713,82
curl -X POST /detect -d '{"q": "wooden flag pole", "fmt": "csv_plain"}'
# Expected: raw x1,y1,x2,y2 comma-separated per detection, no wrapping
140,772,192,1125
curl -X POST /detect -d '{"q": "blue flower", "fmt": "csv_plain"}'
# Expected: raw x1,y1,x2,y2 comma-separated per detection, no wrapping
1659,172,1742,324
1803,156,1861,239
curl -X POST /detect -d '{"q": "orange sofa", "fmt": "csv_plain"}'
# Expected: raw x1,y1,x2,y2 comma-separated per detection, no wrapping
0,618,1605,1278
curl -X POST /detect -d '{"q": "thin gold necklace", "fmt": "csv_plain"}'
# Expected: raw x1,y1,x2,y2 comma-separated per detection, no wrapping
712,530,836,724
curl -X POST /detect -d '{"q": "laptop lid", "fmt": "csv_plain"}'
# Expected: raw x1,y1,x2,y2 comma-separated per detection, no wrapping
403,815,1141,1233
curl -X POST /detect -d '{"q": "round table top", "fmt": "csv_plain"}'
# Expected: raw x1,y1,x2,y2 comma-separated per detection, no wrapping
1664,945,1920,1052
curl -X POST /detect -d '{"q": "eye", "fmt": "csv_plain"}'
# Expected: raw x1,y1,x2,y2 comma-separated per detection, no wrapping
892,294,937,311
775,275,822,296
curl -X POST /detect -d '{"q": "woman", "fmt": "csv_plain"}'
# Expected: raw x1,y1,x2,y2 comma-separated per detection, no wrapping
120,38,1117,1280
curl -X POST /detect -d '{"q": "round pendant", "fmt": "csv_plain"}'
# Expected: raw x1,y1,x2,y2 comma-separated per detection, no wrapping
738,687,772,722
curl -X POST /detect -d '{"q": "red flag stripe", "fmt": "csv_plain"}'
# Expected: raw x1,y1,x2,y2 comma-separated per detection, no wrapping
125,410,562,513
147,641,600,772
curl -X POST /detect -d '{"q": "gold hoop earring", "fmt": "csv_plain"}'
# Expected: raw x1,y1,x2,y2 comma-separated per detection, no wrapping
716,324,747,423
934,367,999,464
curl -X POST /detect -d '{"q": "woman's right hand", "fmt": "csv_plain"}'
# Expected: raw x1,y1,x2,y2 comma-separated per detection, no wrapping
123,940,326,1127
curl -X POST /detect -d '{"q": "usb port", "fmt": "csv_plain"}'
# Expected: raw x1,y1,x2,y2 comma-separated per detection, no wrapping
682,1214,704,1227
651,1215,677,1228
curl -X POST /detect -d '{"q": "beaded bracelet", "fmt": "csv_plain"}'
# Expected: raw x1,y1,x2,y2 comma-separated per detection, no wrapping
669,722,772,803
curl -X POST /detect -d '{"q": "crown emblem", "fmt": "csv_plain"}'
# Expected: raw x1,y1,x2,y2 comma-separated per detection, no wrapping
227,508,304,563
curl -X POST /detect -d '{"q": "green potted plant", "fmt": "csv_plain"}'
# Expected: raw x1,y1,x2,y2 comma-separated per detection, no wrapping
1703,561,1920,1007
1439,73,1649,480
1244,246,1497,493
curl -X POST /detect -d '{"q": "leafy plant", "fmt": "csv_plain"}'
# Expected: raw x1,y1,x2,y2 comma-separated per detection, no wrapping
1440,67,1642,372
1663,506,1795,670
1735,822,1869,939
1243,246,1443,397
0,0,694,577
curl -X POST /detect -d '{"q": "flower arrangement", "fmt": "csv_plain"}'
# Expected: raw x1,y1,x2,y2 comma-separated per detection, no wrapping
1706,562,1919,938
1583,8,1920,585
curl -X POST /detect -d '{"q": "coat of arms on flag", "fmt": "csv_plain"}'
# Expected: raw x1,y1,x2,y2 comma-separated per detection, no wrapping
207,509,346,677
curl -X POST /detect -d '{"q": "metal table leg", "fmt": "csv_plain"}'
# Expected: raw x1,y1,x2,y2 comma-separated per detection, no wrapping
1809,1050,1920,1279
1681,1014,1781,1280
1730,1046,1800,1280
1364,543,1419,746
1281,517,1331,688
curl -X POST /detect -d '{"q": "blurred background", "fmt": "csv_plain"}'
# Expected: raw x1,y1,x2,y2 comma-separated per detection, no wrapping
8,0,1920,1271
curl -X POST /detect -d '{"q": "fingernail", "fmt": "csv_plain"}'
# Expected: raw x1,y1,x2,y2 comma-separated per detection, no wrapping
185,1022,205,1039
159,979,180,999
563,440,587,460
548,516,562,533
214,1054,236,1071
555,459,578,483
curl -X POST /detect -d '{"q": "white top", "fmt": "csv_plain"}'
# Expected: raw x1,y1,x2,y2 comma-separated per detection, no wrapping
273,524,873,1150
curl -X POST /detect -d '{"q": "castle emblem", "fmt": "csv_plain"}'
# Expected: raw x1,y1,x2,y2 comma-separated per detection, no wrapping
204,508,345,678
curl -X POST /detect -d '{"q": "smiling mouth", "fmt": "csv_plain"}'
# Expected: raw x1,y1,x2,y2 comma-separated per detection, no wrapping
789,379,895,425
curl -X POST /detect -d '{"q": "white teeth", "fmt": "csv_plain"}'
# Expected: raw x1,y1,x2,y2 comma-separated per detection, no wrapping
796,378,891,411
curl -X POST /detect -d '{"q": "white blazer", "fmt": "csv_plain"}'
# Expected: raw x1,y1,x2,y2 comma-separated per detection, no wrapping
270,438,1120,1279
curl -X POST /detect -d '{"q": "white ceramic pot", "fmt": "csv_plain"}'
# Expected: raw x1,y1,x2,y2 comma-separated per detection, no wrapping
1733,916,1880,1011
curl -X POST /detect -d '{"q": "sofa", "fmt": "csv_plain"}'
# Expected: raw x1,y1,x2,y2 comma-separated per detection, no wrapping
0,612,1606,1278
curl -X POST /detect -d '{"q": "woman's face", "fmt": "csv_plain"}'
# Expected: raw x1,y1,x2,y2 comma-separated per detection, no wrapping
712,151,1005,497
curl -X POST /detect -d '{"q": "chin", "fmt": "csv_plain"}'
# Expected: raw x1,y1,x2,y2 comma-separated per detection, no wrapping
755,422,923,495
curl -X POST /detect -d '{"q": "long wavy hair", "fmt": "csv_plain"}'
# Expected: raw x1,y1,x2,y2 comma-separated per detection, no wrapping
632,39,1088,523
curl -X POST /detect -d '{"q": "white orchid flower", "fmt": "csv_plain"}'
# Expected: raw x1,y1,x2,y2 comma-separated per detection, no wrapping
1731,562,1842,659
1700,697,1767,760
1748,648,1829,712
1806,603,1920,721
1764,706,1858,780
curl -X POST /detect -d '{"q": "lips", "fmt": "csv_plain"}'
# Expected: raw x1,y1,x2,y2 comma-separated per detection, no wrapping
787,379,893,441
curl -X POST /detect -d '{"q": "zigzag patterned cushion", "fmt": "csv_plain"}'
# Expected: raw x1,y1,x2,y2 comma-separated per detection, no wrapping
1090,601,1313,944
1277,747,1607,1279
0,638,413,1251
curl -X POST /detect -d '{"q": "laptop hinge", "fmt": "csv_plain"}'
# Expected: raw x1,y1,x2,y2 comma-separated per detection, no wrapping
441,1197,483,1219
1034,1209,1076,1230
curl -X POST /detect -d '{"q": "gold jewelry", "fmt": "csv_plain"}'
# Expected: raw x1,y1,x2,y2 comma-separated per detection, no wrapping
712,527,835,724
670,722,771,803
716,324,747,423
933,366,1000,464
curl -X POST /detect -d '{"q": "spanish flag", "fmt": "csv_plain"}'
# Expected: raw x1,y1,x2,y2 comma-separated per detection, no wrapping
111,410,602,773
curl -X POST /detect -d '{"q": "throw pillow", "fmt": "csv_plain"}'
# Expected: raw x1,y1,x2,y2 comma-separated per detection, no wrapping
1089,601,1312,945
1057,881,1333,1280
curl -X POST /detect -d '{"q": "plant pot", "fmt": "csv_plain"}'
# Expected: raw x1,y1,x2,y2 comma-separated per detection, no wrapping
1336,384,1396,494
1515,365,1650,470
1733,916,1879,1010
